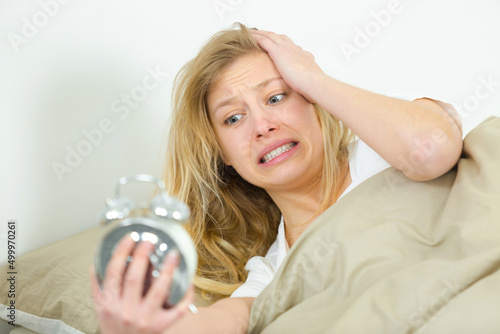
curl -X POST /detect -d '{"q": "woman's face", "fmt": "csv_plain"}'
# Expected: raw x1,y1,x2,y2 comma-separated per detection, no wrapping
207,52,324,193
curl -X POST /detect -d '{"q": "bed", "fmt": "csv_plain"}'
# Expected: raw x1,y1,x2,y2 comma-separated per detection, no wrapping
1,116,499,333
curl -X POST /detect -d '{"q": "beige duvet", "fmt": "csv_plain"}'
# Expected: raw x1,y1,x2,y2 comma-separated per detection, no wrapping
248,116,500,334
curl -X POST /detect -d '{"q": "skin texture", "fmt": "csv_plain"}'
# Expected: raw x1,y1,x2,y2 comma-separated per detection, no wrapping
92,28,463,334
208,52,324,194
207,52,337,245
90,236,195,334
251,30,463,183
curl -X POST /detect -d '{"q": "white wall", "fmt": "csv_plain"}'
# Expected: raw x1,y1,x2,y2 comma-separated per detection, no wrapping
1,0,499,257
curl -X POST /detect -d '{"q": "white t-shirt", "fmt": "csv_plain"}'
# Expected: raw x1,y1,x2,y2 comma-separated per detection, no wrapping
230,139,391,298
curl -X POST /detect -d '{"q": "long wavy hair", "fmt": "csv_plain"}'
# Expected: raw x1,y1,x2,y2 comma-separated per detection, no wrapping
163,23,353,304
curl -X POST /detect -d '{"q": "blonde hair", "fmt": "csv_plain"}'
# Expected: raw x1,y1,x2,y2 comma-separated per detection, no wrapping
163,23,352,304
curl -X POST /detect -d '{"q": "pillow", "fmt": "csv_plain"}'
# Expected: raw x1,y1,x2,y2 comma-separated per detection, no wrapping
0,227,104,334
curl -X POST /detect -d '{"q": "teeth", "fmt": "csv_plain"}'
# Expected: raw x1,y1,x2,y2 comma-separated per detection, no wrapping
261,142,297,164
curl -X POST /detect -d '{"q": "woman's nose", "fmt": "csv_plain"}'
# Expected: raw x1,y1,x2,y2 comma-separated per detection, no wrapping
252,107,279,139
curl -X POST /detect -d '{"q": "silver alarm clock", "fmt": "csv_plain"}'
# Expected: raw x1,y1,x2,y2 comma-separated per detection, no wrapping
94,174,197,306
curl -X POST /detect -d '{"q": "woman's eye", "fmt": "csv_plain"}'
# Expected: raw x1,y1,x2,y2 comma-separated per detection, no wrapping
225,114,243,125
268,93,285,105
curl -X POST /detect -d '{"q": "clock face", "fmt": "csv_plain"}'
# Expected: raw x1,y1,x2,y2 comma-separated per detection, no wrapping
95,217,197,307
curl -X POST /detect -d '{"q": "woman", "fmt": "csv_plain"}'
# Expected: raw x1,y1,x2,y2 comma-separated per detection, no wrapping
91,23,462,333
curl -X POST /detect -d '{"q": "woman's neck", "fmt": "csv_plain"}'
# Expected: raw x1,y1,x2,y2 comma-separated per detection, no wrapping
269,162,351,247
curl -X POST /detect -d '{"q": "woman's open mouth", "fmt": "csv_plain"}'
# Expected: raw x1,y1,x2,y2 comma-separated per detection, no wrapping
260,142,297,164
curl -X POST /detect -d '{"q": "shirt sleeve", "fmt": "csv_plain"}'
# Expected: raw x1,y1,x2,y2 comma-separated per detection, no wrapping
230,239,279,298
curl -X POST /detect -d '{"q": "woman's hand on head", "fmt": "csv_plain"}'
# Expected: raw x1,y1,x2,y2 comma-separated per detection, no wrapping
90,235,195,334
251,29,326,103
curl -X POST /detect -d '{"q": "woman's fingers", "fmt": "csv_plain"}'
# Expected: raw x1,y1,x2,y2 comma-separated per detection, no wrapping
102,235,136,297
251,29,291,44
252,31,283,55
153,284,196,331
252,30,310,58
122,240,155,307
251,30,298,54
251,28,323,104
89,266,103,305
137,250,195,332
144,249,180,308
93,239,194,333
176,284,195,314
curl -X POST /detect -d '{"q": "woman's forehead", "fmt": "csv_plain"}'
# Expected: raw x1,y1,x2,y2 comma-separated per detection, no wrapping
207,53,281,107
220,53,278,86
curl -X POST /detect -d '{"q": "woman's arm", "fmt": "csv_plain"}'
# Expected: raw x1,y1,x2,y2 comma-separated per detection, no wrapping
252,30,463,181
303,77,462,181
91,235,253,334
163,297,254,334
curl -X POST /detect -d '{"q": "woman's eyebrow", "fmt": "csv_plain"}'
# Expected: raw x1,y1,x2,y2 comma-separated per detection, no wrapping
213,97,238,115
253,76,282,90
212,77,283,115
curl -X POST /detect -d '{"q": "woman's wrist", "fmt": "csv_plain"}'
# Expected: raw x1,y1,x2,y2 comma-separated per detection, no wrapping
307,73,347,113
299,71,333,105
